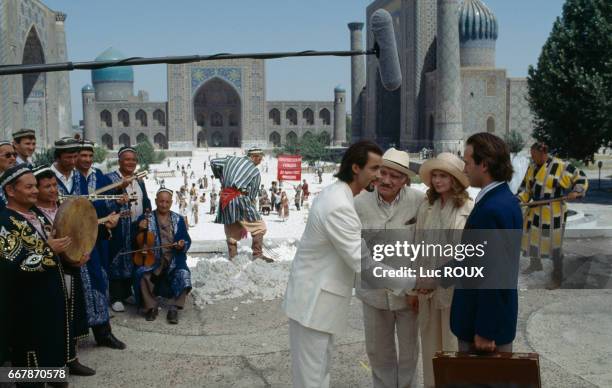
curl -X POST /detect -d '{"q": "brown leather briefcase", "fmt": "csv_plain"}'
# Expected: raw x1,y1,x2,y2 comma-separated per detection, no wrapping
433,351,541,387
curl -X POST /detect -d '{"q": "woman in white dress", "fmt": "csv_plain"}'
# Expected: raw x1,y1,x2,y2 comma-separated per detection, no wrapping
415,152,474,388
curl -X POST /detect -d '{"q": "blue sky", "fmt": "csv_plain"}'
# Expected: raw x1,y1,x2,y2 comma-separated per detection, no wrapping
42,0,565,125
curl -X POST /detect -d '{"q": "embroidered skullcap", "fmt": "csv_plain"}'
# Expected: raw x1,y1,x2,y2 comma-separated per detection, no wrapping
247,147,264,155
12,128,36,140
32,164,53,177
0,163,32,188
157,187,173,197
79,139,95,151
54,137,80,151
118,146,137,158
0,140,12,147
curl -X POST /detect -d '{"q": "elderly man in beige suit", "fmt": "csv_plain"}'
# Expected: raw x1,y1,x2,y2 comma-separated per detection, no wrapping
283,141,388,388
354,148,424,388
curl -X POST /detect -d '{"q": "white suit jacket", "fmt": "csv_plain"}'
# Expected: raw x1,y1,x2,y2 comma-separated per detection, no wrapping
282,181,362,335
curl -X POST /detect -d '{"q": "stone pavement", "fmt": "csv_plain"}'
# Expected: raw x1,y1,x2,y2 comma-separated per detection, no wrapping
72,289,612,388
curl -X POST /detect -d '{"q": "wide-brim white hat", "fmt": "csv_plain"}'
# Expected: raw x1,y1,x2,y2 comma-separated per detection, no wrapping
418,152,469,188
382,147,416,177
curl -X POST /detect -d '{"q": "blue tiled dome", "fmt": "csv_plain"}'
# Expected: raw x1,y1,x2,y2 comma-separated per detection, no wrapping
81,84,94,92
459,0,498,42
91,47,134,83
334,85,345,93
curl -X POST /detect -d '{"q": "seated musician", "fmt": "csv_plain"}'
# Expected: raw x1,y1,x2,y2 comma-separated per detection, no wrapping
133,188,192,324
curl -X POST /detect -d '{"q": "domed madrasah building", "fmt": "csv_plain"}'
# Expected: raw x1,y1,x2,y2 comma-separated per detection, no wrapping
355,0,535,152
82,49,347,151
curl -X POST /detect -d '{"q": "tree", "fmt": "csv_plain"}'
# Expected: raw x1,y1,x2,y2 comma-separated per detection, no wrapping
33,147,55,166
134,139,165,170
346,114,352,142
504,130,526,154
276,132,330,166
527,0,612,162
93,146,108,164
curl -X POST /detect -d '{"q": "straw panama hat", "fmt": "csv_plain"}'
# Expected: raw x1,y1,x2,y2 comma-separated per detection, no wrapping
382,148,416,177
419,152,470,188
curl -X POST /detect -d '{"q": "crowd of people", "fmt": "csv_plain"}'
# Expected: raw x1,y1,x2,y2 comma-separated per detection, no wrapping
0,127,589,387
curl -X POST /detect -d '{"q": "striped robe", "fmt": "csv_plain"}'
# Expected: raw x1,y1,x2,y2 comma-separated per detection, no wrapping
517,156,588,259
211,156,261,224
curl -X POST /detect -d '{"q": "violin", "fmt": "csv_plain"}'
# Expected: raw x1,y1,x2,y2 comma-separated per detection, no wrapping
133,209,156,267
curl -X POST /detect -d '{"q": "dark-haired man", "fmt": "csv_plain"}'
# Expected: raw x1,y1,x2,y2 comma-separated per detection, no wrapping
50,137,80,195
451,132,522,354
283,140,383,388
33,165,96,377
12,128,36,168
76,140,127,349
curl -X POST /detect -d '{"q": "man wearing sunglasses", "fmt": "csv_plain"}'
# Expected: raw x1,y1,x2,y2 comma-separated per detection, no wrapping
0,140,17,209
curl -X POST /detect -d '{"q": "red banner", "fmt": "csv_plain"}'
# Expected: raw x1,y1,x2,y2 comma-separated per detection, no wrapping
277,155,302,181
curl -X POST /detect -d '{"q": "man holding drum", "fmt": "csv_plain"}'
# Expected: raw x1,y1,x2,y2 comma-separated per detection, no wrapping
33,165,96,377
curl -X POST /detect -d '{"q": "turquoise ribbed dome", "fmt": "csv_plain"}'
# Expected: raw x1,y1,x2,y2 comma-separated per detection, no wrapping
459,0,498,42
91,47,134,83
334,85,345,93
81,84,94,92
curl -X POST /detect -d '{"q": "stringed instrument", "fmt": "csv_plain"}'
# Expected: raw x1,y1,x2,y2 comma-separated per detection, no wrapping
97,210,132,225
133,209,156,267
93,170,148,195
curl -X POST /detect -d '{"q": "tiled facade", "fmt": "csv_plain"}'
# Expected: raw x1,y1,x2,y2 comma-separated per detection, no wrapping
0,0,72,146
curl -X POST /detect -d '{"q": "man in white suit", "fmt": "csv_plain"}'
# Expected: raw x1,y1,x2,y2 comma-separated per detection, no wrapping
283,141,384,388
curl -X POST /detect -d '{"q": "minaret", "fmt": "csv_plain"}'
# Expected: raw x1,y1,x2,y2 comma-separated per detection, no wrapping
348,22,365,143
54,11,72,140
81,85,96,141
435,0,463,154
333,86,346,146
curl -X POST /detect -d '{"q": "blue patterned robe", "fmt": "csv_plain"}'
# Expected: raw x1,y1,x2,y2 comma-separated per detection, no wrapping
76,168,114,326
105,171,151,280
132,210,192,306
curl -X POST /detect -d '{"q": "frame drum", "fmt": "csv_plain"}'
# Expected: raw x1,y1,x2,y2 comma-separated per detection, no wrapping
54,197,99,266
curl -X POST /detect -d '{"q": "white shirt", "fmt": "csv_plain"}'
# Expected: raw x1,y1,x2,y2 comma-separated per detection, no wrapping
119,170,144,221
16,155,32,166
51,163,74,194
475,181,505,204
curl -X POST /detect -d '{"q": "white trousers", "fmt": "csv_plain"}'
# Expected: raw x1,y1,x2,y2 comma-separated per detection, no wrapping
362,303,419,388
289,319,335,388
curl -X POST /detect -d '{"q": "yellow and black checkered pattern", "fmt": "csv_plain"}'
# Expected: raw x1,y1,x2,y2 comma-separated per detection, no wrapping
517,157,588,259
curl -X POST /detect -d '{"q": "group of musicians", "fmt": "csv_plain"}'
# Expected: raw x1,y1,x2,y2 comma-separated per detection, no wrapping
0,130,191,386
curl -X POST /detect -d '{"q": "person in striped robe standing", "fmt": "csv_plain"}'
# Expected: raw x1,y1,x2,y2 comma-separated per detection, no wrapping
517,141,588,289
211,147,273,263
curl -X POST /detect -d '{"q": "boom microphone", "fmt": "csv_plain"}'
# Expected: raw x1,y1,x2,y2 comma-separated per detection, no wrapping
370,9,402,91
0,8,403,90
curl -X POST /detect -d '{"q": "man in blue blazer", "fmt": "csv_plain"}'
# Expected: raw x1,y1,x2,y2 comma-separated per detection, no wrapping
451,133,523,353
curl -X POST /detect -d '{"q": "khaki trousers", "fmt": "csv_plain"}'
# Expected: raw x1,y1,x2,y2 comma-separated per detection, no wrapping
419,305,456,388
362,303,419,388
224,220,267,257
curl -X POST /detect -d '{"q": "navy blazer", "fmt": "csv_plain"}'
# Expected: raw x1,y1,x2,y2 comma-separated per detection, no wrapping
450,182,523,345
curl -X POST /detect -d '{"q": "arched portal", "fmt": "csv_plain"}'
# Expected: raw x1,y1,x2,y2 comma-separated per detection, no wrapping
22,27,46,138
154,133,167,149
269,131,281,147
119,133,130,147
101,133,113,150
193,77,241,147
